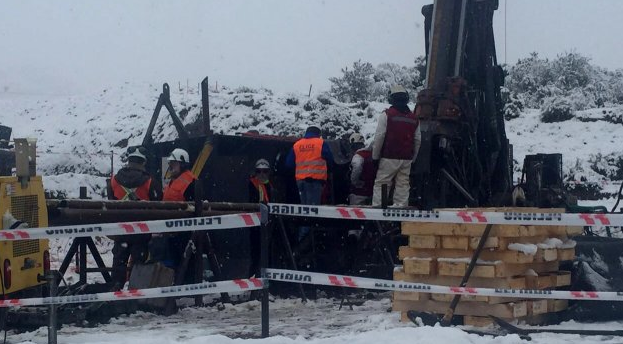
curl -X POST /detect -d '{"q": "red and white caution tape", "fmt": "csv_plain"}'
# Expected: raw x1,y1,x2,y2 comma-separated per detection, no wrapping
0,278,265,308
264,268,623,302
0,213,261,241
267,203,623,227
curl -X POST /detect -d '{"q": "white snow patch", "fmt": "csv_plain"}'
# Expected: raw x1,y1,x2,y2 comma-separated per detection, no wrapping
537,238,564,249
507,243,538,255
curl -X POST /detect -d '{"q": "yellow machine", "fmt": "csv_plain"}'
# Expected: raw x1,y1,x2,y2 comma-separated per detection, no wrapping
0,138,49,295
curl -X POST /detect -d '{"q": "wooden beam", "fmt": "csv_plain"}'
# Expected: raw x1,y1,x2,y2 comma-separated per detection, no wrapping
394,269,527,289
399,246,536,264
392,299,529,318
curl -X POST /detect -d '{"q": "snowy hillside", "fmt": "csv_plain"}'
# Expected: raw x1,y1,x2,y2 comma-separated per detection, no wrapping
1,80,621,206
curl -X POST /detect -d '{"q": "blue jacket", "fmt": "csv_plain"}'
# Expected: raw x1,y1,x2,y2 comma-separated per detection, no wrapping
285,132,333,169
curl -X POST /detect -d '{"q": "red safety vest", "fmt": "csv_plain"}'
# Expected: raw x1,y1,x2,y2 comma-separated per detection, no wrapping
111,176,152,201
250,176,271,202
381,107,419,160
350,149,375,197
293,137,327,181
163,170,196,201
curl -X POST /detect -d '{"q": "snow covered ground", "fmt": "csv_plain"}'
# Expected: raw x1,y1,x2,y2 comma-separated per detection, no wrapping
8,295,623,344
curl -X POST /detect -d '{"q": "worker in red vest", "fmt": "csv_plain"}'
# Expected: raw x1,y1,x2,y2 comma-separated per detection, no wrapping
286,125,333,240
109,146,161,289
348,133,375,205
372,85,421,207
248,158,273,203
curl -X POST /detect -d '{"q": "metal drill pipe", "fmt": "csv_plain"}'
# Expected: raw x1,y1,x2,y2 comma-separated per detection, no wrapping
47,208,247,226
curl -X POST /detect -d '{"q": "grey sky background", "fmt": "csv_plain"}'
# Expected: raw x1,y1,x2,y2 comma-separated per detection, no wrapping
1,0,622,96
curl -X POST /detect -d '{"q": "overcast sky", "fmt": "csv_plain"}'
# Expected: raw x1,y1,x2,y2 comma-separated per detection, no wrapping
2,0,623,96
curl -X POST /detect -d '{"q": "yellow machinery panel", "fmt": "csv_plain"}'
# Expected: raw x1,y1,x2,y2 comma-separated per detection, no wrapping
0,176,49,294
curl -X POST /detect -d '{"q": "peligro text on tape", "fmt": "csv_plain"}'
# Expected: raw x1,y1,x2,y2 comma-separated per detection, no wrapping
0,213,260,242
0,278,266,308
264,268,623,302
267,203,623,227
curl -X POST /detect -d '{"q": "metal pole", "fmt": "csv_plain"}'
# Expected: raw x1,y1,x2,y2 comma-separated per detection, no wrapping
259,204,270,338
47,271,58,344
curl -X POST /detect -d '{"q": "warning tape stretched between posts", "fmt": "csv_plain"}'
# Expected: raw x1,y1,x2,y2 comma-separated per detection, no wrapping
0,278,265,308
264,268,623,302
267,203,623,227
0,213,261,241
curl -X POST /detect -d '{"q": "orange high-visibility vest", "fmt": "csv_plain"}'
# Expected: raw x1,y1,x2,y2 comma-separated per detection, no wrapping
293,137,327,181
250,176,270,202
111,177,152,201
163,170,196,201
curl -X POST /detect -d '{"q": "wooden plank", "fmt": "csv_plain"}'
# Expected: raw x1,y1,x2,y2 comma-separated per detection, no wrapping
430,293,523,305
528,300,549,316
402,222,540,237
409,235,440,249
404,258,436,275
437,261,497,278
547,299,569,312
393,291,427,301
556,271,571,286
468,236,499,249
502,261,560,277
436,261,560,278
534,248,558,262
441,236,470,250
393,269,527,289
496,236,548,250
399,246,535,264
558,248,575,261
392,299,528,318
526,273,557,289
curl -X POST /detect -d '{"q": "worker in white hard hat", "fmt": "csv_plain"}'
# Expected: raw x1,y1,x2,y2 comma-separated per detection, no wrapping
348,133,375,205
371,85,421,207
109,145,162,290
248,158,274,203
151,148,197,277
163,148,196,202
247,158,274,279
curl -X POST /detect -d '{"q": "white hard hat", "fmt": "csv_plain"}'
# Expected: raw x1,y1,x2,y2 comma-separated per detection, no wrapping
127,146,147,161
389,85,408,96
349,133,365,144
255,159,270,169
167,148,190,163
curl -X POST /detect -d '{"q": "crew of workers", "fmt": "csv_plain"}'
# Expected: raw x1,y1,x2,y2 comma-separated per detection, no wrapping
110,84,420,287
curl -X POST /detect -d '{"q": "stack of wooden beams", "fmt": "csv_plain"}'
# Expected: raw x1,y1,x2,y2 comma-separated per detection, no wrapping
393,208,582,326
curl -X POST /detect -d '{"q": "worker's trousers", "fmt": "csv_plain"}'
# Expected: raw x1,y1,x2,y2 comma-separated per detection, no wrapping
372,158,412,207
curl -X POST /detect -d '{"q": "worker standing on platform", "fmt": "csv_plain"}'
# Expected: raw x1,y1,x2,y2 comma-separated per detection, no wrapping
109,146,161,289
371,85,421,207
